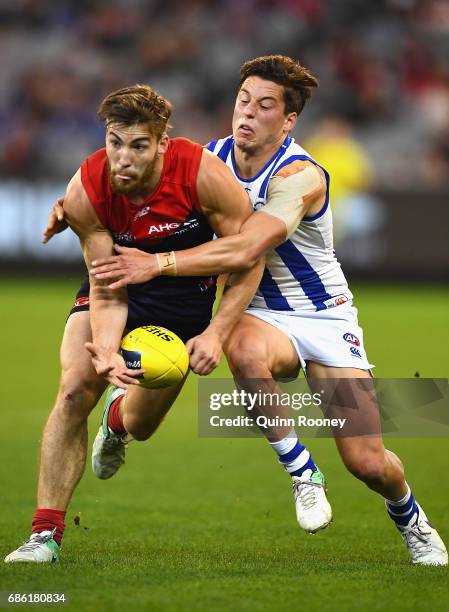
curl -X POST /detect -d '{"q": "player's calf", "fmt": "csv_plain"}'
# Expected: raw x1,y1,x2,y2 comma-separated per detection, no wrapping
339,442,447,564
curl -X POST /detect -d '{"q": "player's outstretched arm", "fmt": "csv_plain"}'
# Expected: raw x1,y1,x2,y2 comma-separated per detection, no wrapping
90,159,326,287
63,171,144,388
169,158,326,275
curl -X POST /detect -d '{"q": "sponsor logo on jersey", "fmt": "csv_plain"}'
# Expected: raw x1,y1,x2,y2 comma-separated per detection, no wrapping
148,219,199,236
343,332,360,346
350,346,362,358
324,294,349,309
113,231,136,243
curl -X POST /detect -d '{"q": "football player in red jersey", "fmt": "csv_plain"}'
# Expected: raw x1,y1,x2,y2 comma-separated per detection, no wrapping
5,84,271,563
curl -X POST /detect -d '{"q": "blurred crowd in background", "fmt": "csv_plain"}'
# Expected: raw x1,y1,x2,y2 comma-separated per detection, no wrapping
1,0,448,189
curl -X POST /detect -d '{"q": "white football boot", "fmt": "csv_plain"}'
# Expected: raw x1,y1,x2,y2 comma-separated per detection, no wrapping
292,469,332,533
92,386,130,479
399,504,448,565
4,529,59,563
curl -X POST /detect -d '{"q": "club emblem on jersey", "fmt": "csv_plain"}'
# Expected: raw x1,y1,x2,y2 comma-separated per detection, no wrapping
253,199,265,211
350,346,362,358
133,206,151,221
343,333,360,346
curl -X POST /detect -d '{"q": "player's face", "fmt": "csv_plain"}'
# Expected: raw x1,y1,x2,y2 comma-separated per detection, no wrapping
106,123,168,196
232,76,297,154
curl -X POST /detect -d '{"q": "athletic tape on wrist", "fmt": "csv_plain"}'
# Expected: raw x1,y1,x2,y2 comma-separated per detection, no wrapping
156,251,177,276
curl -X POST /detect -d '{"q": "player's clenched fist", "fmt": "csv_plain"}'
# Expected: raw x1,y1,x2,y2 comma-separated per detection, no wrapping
186,331,222,375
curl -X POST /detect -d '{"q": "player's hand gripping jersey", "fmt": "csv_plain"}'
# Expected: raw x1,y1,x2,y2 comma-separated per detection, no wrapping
72,138,216,340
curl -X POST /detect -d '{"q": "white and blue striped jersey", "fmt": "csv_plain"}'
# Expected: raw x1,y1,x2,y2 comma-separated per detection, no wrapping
207,135,352,312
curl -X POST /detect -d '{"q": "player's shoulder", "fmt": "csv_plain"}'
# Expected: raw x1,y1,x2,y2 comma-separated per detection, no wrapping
274,158,326,191
169,137,202,156
82,147,107,167
64,169,101,231
165,137,204,186
274,158,315,178
204,135,233,156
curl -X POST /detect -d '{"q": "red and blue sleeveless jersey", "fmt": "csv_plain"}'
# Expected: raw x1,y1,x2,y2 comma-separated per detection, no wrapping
78,137,217,333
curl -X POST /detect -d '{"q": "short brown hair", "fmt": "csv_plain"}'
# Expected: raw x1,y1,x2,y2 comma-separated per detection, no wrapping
239,55,318,115
98,84,172,139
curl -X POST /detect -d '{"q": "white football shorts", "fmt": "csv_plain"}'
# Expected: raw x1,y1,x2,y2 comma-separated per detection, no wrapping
245,303,374,372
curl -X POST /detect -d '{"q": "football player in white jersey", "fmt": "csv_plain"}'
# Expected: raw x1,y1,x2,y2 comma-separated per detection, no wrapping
45,56,446,565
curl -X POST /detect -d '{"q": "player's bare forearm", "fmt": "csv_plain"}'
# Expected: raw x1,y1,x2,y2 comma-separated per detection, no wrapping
172,211,284,276
90,212,285,288
63,169,143,386
89,284,128,351
206,258,265,342
186,259,264,375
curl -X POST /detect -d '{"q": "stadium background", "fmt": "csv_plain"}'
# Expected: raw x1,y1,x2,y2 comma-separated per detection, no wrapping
1,1,448,610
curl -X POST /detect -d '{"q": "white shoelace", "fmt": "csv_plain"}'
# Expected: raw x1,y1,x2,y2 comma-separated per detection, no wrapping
17,529,56,552
403,524,432,558
293,481,321,511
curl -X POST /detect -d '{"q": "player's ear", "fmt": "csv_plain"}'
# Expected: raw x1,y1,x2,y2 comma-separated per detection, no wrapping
284,112,297,133
157,133,169,154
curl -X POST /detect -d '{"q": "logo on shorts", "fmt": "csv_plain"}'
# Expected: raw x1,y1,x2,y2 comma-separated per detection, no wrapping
324,294,349,309
350,346,362,358
73,296,89,309
343,332,360,346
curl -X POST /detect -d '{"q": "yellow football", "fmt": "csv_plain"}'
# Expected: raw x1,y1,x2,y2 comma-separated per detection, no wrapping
120,325,189,388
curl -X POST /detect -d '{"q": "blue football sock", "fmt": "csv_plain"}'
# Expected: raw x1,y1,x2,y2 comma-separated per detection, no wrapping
270,430,317,478
385,484,419,529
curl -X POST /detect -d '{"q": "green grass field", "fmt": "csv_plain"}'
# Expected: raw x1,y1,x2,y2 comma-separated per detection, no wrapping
1,279,448,611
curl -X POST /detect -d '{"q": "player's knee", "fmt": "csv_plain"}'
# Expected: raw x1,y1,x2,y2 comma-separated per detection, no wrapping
226,339,270,378
57,371,103,418
345,453,389,484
